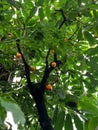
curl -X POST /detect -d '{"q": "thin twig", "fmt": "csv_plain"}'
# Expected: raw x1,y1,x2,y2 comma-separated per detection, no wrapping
68,27,79,40
45,49,50,70
54,53,57,62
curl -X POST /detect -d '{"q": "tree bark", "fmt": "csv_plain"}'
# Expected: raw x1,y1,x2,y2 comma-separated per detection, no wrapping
34,96,54,130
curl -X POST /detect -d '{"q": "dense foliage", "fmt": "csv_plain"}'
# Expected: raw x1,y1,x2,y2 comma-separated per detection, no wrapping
0,0,98,130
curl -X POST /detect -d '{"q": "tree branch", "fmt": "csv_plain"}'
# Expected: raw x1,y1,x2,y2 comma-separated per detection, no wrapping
16,39,31,86
55,9,67,29
40,49,54,95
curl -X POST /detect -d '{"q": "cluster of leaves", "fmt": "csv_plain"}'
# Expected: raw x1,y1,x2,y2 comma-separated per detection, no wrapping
0,0,98,130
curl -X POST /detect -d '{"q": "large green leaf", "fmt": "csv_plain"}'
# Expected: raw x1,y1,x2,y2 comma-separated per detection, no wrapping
84,121,89,130
65,114,73,130
88,117,98,130
0,102,6,125
52,105,58,124
54,108,65,130
0,97,25,124
78,96,98,116
84,31,95,45
74,114,83,130
86,46,98,56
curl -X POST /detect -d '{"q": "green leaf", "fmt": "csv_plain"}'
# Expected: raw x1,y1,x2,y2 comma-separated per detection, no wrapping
0,97,25,124
0,103,6,125
52,105,58,124
7,0,22,9
65,94,78,106
74,114,83,130
65,114,73,130
95,23,98,35
86,46,98,56
88,117,98,130
77,0,81,6
25,6,37,24
39,7,44,21
35,0,44,6
84,31,95,45
56,88,66,100
77,28,83,40
78,96,98,116
84,121,89,130
87,4,98,10
54,108,65,130
89,57,98,71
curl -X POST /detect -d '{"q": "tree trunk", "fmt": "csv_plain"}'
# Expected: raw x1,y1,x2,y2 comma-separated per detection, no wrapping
34,96,54,130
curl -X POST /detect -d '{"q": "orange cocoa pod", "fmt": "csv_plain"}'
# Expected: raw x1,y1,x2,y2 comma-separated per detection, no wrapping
16,52,22,58
50,50,54,54
30,66,35,72
51,62,57,67
45,83,53,90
